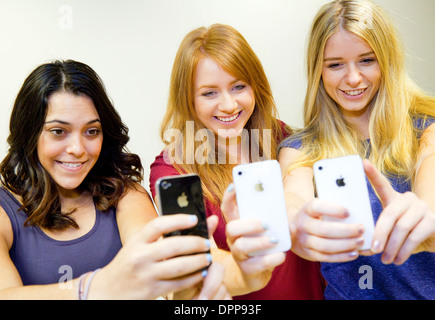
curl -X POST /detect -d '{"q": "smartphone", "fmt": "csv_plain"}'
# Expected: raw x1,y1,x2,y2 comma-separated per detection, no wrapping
313,155,375,250
155,174,209,239
232,160,291,255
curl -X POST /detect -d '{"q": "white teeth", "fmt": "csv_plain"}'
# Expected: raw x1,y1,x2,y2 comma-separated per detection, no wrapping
216,113,239,122
343,88,366,96
61,162,82,168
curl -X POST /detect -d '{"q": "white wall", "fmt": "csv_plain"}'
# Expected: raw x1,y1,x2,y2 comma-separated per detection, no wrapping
1,0,434,191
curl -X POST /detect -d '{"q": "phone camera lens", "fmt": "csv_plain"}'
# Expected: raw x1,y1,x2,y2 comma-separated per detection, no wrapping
161,181,171,189
238,171,242,176
319,166,323,171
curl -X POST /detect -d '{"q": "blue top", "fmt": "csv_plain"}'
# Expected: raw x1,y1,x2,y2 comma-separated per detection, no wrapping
279,117,435,299
0,187,122,285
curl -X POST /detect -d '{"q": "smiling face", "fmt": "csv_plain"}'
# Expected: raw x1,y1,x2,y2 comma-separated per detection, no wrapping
322,29,381,124
37,91,103,196
194,57,255,139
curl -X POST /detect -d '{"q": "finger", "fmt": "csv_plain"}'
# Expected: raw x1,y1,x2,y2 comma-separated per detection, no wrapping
226,218,265,240
149,236,211,261
381,201,424,264
197,262,227,300
304,199,349,220
158,274,204,299
140,214,200,243
231,235,280,260
206,215,219,236
237,252,286,275
301,216,364,239
155,251,212,280
394,214,435,265
363,159,396,207
302,233,364,255
370,195,412,254
299,246,360,263
221,183,239,222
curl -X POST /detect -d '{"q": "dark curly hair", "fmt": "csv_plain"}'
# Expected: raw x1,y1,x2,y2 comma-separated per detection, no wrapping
0,60,143,230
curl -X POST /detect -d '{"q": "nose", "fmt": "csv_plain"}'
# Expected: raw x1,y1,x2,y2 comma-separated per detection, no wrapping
346,64,363,88
66,133,85,157
218,92,238,114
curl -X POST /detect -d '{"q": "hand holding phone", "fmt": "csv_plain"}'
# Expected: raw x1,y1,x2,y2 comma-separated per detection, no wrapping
232,160,291,255
313,155,375,250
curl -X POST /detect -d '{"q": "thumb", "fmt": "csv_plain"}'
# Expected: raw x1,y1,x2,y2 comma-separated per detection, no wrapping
206,215,219,236
220,183,239,222
363,159,396,207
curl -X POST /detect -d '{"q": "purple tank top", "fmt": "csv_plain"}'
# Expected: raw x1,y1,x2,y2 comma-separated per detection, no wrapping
0,187,122,285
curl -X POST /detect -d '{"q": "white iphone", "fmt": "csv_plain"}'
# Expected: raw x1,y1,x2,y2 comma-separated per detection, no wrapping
313,155,375,250
232,160,291,255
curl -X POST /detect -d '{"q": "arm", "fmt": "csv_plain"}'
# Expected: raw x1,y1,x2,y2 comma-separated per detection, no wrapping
366,123,435,265
93,185,228,300
0,207,80,299
278,147,364,262
115,183,158,244
219,185,286,296
0,187,218,300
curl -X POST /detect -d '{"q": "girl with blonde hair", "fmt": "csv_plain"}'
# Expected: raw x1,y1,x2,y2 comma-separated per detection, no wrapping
279,0,435,299
150,23,325,299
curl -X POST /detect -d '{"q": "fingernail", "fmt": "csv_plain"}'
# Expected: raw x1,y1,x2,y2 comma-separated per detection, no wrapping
356,237,364,246
371,240,381,253
382,254,391,264
201,269,208,278
206,253,212,263
226,183,234,193
262,222,269,230
189,215,198,223
204,239,211,249
270,237,279,244
349,251,358,258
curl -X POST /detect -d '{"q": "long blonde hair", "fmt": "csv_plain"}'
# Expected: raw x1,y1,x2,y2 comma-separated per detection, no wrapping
161,24,287,203
285,0,435,182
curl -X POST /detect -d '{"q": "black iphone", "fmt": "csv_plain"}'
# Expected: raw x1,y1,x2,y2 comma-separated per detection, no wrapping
155,174,209,239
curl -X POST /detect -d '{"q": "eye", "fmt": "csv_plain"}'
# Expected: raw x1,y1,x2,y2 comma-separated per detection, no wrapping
233,84,246,91
360,57,376,65
201,90,216,97
86,128,101,136
327,63,342,69
49,128,66,136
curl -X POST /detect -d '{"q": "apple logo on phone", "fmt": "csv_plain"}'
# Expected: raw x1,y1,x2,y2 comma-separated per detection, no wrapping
177,192,189,208
336,177,346,187
254,182,264,192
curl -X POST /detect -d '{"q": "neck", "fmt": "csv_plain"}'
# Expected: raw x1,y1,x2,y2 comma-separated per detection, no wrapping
342,108,372,140
59,189,92,212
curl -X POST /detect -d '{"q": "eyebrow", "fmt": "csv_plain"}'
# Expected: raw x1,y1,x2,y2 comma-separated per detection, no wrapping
197,79,241,91
44,119,101,125
323,51,375,62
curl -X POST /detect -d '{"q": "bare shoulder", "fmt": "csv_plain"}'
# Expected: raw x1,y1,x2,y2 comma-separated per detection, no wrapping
116,183,158,244
0,206,13,251
278,146,304,169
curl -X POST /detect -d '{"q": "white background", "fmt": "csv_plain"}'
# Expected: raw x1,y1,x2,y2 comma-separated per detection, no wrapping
1,0,434,191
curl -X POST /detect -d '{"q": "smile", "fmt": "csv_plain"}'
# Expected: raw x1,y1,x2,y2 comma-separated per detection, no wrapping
57,161,85,170
340,88,368,96
215,112,241,123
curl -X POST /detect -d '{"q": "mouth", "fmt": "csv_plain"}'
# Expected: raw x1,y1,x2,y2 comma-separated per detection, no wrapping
340,87,369,97
214,111,241,123
56,161,86,171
